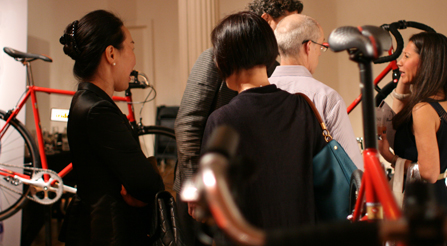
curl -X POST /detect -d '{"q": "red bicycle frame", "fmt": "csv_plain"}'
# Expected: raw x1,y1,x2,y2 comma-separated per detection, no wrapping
352,148,401,221
349,57,402,226
347,48,399,114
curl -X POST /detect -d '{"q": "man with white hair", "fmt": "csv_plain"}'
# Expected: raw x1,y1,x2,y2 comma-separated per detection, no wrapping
270,14,363,169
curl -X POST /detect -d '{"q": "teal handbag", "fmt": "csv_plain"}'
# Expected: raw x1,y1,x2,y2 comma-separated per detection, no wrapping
298,93,358,222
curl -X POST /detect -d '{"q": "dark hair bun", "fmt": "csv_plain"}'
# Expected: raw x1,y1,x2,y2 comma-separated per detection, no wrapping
61,10,124,80
60,21,80,60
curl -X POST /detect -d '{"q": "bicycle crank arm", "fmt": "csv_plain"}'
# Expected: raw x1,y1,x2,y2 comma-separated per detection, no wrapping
62,184,77,194
15,175,55,189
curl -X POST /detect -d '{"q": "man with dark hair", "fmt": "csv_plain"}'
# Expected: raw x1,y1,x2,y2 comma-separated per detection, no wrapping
248,0,304,23
270,14,363,169
174,1,303,245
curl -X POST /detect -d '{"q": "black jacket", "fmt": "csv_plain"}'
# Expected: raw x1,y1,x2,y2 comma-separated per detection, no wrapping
62,82,164,245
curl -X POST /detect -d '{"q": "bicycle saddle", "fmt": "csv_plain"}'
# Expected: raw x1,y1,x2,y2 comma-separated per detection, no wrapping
328,25,391,60
360,25,393,53
3,47,52,62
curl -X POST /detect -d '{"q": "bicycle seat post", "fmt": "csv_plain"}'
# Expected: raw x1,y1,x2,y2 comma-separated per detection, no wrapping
25,61,35,87
358,61,378,150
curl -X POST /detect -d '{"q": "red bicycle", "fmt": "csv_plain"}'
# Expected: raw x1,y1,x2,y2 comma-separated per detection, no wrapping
0,47,176,221
345,21,436,223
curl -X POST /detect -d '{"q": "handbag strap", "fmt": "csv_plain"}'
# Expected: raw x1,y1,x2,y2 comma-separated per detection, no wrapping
296,93,333,143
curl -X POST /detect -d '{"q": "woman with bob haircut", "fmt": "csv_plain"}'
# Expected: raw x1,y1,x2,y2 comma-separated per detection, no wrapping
198,11,327,232
59,10,165,245
379,32,447,207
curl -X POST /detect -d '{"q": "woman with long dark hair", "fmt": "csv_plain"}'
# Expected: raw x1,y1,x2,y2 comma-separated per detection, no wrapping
59,10,164,245
379,32,447,206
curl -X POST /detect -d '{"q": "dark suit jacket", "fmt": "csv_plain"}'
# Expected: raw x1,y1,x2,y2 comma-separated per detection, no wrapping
68,82,164,205
63,82,164,245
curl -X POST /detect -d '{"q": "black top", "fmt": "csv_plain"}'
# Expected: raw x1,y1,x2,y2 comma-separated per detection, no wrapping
394,102,447,207
68,82,164,204
202,84,327,229
174,47,279,192
63,82,165,244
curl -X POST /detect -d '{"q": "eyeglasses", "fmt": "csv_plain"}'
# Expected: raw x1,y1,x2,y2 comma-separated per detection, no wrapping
302,40,329,52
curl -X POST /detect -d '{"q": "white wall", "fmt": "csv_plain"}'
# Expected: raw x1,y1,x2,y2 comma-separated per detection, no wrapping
0,1,28,245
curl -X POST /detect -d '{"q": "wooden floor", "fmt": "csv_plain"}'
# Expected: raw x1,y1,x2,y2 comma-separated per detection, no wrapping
32,160,176,246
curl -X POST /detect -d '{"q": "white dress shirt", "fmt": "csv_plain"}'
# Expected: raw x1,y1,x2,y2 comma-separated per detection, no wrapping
269,65,363,170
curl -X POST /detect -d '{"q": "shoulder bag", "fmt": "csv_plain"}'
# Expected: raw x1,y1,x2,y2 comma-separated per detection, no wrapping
149,190,186,246
298,93,358,222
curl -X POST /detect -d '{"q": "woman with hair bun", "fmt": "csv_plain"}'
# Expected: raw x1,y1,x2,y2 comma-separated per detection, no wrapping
59,10,164,245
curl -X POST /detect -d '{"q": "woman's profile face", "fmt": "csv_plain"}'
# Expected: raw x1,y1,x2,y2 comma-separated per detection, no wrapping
397,41,420,84
114,26,136,91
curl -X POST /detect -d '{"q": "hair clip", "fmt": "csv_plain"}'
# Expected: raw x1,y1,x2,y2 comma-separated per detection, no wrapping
71,20,80,55
71,20,78,37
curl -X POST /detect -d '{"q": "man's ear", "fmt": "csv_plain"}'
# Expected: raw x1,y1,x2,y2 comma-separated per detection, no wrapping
261,13,274,26
104,45,116,65
303,41,312,55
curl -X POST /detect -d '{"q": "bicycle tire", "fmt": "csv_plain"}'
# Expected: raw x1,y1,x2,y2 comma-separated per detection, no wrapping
138,125,176,156
349,169,364,215
0,110,40,221
137,125,177,188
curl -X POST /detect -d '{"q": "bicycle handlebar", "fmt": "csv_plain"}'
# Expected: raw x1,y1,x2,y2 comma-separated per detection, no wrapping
128,70,151,89
347,21,436,113
181,125,264,246
374,20,436,64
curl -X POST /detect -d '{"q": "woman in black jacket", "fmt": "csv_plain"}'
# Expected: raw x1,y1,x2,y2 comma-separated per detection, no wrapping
59,10,164,245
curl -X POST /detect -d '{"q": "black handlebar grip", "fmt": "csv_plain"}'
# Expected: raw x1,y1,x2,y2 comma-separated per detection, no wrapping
375,81,397,107
406,21,436,33
203,125,239,159
374,22,404,64
374,21,436,64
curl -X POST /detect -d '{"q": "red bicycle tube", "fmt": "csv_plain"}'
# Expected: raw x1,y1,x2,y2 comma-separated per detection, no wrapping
30,87,49,174
347,48,397,114
0,168,31,179
58,163,73,179
364,148,401,220
352,173,366,221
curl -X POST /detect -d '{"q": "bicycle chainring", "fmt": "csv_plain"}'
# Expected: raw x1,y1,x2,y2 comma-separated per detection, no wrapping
28,169,64,205
0,163,64,205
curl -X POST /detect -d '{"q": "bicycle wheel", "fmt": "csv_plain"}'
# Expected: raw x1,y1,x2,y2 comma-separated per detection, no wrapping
138,125,176,190
349,169,364,215
0,110,39,221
